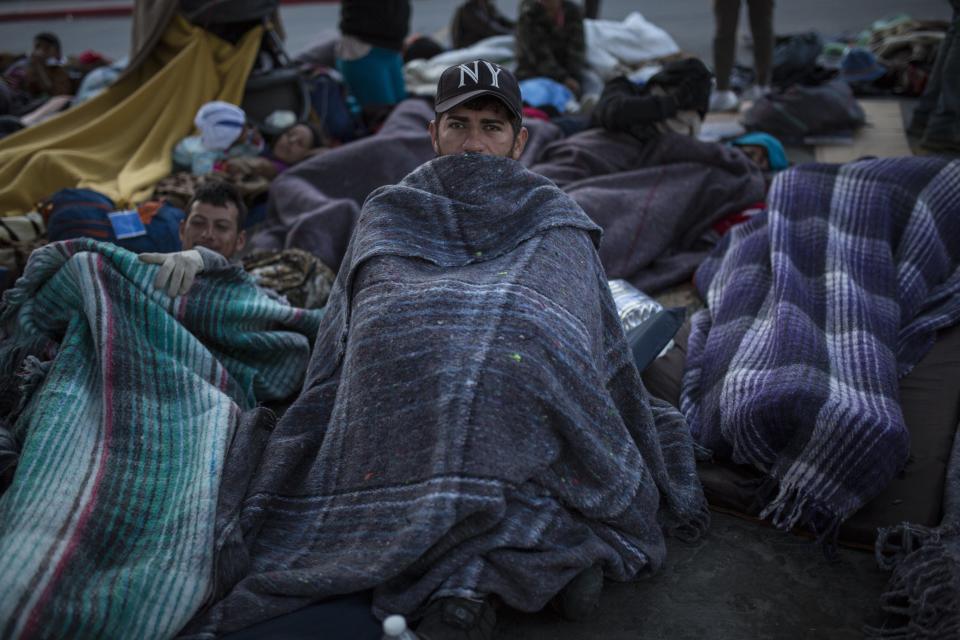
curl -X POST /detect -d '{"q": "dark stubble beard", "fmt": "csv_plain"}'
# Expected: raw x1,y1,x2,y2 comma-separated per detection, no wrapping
434,132,520,159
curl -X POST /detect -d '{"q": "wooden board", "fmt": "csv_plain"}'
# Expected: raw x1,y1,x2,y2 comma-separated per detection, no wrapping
814,99,912,163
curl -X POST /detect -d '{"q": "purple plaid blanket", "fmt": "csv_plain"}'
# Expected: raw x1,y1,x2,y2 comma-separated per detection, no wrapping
681,156,960,538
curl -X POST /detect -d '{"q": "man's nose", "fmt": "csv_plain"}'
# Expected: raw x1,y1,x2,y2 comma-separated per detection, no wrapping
199,225,213,239
462,131,485,153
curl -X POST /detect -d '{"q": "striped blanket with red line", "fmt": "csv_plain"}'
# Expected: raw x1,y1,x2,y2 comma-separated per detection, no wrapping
0,239,322,639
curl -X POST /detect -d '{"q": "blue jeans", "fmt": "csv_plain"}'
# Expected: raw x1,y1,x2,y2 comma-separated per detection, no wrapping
337,46,407,108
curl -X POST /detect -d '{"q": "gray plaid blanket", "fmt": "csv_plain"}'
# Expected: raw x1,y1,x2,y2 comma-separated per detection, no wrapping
681,156,960,539
185,153,709,636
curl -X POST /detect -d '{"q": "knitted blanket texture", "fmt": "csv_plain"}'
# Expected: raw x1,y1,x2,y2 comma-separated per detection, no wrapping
185,153,709,636
0,239,322,639
681,156,960,537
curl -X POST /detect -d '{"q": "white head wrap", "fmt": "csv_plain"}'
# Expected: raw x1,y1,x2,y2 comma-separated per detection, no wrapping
194,101,246,151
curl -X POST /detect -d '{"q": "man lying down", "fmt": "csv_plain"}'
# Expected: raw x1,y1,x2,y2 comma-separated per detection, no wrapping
185,60,708,639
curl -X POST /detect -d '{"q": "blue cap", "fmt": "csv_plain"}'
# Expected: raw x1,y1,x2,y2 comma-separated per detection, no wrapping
731,132,789,171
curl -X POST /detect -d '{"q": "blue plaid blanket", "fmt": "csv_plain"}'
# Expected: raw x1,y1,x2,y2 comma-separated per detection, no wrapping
681,156,960,537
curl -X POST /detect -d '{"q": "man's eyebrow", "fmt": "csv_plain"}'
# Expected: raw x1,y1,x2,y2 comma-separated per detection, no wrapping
480,118,506,124
446,115,470,122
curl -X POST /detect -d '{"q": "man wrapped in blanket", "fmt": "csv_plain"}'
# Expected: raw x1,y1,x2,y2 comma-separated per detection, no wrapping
0,197,324,636
183,60,709,640
138,179,249,297
137,180,335,309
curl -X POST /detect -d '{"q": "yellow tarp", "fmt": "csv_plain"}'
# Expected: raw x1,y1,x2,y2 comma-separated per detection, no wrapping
0,15,261,215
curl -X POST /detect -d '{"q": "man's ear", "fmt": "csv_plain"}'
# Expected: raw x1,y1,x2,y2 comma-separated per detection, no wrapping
178,219,188,249
510,126,529,160
428,119,440,155
235,229,247,253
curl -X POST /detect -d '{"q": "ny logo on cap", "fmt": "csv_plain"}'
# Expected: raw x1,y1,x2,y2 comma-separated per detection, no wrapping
457,60,503,89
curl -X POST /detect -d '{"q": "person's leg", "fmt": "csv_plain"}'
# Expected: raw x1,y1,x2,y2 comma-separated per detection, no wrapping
584,0,600,19
712,0,742,91
746,0,774,87
909,18,950,135
920,2,960,148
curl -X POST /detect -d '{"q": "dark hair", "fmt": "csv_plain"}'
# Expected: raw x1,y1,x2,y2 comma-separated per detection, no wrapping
403,35,445,64
436,95,522,137
34,32,61,54
187,179,248,230
277,121,325,149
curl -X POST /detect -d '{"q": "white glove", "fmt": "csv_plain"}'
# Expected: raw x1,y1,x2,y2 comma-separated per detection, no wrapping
139,250,205,297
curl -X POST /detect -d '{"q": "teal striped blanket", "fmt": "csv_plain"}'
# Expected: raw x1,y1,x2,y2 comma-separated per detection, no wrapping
0,239,322,639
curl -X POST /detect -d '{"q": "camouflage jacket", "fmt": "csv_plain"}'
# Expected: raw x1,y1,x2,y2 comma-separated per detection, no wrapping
514,0,586,84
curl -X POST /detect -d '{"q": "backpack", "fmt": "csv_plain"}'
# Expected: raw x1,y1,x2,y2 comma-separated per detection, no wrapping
43,188,185,253
307,71,359,143
772,32,826,88
741,80,866,144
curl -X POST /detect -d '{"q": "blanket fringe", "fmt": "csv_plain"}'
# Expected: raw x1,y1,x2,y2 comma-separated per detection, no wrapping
864,524,960,638
0,335,56,420
758,479,843,556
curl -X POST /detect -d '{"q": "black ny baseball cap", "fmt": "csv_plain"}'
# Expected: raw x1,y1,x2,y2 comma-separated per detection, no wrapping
435,59,523,122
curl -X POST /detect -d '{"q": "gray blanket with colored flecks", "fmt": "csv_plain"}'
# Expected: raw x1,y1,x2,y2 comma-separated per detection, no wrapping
183,153,709,637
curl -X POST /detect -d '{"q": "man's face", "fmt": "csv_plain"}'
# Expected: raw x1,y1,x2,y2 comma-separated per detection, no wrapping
429,103,528,160
179,201,246,258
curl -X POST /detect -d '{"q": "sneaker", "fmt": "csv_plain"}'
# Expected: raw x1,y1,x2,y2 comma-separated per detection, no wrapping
550,564,604,621
742,85,771,102
416,597,496,640
709,89,739,112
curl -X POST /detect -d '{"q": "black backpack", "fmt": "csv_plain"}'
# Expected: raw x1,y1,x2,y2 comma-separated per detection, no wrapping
741,80,866,144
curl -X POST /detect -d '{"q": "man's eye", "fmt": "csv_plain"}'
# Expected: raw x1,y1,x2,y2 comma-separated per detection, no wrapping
484,125,502,132
449,122,464,129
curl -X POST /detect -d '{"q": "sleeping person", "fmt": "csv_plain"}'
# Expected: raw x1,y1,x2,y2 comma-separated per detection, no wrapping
223,120,325,179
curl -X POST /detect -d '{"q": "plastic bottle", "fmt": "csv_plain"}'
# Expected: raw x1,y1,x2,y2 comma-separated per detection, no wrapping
381,614,419,640
608,279,664,331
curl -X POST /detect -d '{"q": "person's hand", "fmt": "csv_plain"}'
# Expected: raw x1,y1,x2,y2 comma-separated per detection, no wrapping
563,77,581,96
139,250,204,297
224,156,277,179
